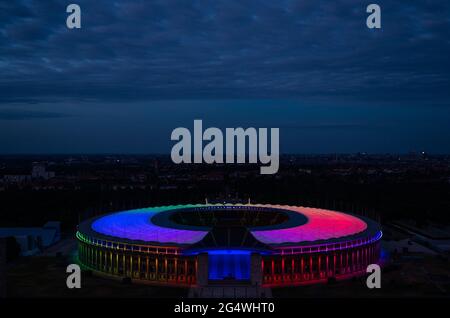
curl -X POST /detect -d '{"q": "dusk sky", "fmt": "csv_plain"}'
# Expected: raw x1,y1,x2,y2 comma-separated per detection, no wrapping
1,0,450,154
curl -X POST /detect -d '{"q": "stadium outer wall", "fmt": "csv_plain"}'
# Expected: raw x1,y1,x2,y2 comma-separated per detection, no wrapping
76,204,382,287
260,232,382,287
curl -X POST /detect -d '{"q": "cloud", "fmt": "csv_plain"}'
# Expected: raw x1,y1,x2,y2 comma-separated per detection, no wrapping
280,123,370,130
0,109,70,120
0,0,449,105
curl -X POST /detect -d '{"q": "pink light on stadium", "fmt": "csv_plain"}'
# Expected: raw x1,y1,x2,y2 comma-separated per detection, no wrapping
251,205,368,244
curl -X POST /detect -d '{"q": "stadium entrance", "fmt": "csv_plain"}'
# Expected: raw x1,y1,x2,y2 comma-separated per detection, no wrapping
208,250,251,281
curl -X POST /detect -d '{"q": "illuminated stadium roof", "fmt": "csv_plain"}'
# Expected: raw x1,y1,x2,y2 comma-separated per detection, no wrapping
91,205,207,244
78,204,379,248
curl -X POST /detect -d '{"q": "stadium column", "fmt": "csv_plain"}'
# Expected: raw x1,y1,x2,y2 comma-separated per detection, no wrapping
358,249,361,269
369,246,373,263
370,245,376,263
103,249,107,272
115,253,119,274
138,255,141,278
78,244,81,262
271,259,275,282
301,257,304,280
318,255,321,278
197,253,208,286
359,249,362,269
333,254,336,276
326,255,330,276
352,250,355,271
103,250,106,271
164,257,168,281
174,258,178,282
358,249,362,269
194,258,198,284
250,253,262,286
346,252,349,273
261,259,264,278
363,247,366,266
122,254,126,275
361,248,364,266
130,255,133,277
146,256,149,279
291,258,295,280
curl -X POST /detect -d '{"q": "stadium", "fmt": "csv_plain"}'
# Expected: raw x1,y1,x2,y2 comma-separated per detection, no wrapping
76,204,382,287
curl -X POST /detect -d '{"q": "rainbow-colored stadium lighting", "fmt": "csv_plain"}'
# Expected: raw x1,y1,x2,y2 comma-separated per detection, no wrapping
77,204,382,287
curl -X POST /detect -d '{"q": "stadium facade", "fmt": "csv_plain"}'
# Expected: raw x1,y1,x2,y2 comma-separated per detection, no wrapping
77,204,382,287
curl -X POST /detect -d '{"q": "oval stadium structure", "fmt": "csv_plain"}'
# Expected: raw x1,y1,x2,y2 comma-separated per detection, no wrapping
76,204,382,287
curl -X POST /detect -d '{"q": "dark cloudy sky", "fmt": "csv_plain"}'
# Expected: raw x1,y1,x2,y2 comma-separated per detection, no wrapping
1,0,450,154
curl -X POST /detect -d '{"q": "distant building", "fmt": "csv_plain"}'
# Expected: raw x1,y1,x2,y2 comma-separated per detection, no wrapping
1,162,55,185
383,238,437,256
0,222,61,256
2,175,31,183
31,162,55,180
